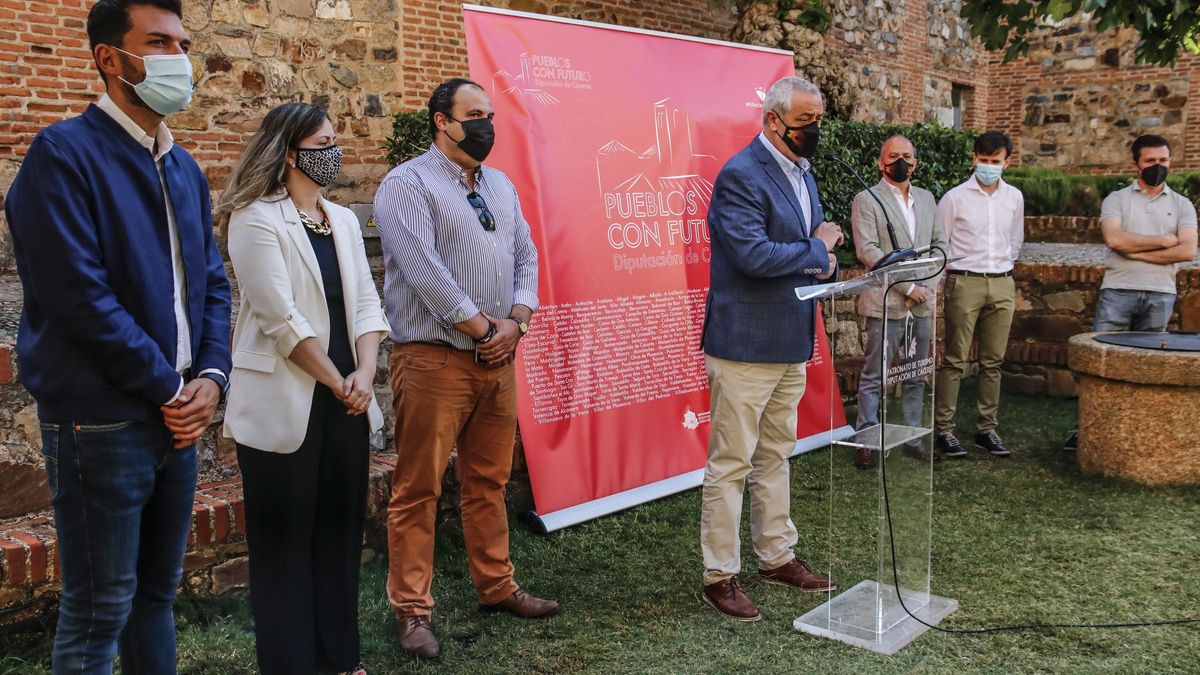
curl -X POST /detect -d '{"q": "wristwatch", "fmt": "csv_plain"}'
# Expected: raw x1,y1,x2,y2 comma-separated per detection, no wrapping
510,317,530,336
199,371,230,403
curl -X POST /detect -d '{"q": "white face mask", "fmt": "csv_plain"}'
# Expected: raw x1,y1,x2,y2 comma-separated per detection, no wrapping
114,47,193,116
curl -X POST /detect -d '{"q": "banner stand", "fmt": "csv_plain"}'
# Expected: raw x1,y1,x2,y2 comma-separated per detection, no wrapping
525,425,856,533
465,5,848,530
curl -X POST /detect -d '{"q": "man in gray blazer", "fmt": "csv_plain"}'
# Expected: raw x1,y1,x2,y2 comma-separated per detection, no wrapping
699,76,844,622
851,135,946,469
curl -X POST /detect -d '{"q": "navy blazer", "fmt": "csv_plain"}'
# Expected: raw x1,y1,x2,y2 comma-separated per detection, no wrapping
6,104,232,423
701,138,832,364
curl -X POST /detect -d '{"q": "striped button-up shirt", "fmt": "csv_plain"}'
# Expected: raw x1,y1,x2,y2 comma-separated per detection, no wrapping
374,145,539,350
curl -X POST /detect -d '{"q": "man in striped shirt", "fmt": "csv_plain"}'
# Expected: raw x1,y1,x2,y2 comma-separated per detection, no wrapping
373,78,557,661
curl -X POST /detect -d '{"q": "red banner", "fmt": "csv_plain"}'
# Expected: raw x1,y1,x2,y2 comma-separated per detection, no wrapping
464,6,848,530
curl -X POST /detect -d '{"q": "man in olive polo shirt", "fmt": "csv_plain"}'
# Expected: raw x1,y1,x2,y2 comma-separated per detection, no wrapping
1094,134,1198,332
1063,134,1197,451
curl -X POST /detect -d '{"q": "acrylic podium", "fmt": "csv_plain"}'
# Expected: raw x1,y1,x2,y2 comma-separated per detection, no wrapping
792,256,957,654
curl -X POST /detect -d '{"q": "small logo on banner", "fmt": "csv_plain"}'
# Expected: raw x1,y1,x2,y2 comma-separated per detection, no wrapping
683,409,711,430
492,52,594,104
745,87,767,109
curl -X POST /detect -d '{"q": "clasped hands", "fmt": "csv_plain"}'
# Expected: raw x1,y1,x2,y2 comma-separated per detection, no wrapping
904,285,930,309
160,377,221,449
335,368,375,416
475,312,520,368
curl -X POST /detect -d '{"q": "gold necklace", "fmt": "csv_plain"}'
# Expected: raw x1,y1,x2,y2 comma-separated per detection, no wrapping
298,205,331,236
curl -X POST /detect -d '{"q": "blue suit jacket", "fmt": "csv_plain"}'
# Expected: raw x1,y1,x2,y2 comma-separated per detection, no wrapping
701,138,831,364
6,104,232,423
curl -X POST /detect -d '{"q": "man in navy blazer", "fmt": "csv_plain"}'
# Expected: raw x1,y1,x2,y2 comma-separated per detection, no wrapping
5,1,231,671
699,76,844,622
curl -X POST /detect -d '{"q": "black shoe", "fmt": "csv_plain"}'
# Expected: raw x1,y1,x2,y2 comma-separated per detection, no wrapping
935,431,967,458
975,430,1012,457
1063,430,1078,451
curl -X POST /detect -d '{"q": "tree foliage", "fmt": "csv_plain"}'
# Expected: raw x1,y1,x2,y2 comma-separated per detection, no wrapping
960,0,1200,66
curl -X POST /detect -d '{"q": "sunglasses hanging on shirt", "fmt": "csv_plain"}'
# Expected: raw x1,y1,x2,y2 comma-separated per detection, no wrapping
466,191,496,231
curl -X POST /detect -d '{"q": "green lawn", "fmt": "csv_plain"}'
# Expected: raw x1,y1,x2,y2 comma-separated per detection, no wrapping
3,384,1199,674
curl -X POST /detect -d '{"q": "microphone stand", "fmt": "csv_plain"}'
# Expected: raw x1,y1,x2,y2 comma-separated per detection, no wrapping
823,153,918,269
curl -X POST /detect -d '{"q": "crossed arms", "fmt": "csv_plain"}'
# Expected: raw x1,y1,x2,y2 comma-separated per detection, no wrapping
1101,217,1198,264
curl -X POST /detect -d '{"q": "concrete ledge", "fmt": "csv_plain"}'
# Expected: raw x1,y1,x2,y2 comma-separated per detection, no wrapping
1069,332,1200,387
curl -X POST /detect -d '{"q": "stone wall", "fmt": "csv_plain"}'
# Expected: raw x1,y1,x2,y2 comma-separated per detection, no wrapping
985,14,1200,171
1024,215,1104,244
828,0,988,128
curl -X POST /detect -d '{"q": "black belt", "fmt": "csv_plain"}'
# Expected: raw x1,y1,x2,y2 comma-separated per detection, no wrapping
949,269,1012,278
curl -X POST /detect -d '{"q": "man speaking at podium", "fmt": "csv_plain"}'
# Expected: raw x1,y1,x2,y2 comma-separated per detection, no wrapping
699,76,843,622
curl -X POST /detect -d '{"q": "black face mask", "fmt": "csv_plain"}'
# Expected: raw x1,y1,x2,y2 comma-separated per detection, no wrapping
448,116,495,163
775,120,820,159
1141,163,1169,187
884,158,913,183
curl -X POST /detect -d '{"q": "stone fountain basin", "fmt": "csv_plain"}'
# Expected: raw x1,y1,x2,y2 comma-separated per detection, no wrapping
1068,332,1200,485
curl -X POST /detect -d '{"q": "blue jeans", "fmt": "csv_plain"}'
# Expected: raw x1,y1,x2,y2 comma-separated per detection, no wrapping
856,315,933,431
1093,289,1175,332
41,420,197,675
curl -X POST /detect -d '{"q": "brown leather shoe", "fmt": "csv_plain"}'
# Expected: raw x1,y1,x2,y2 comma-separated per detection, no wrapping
397,614,440,660
854,447,875,469
702,576,761,622
758,558,836,592
480,588,560,618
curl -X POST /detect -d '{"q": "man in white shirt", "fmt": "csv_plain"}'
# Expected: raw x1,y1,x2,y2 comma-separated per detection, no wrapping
934,132,1024,459
850,135,945,469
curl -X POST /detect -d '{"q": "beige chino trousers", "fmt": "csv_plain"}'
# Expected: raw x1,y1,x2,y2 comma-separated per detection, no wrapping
700,354,807,585
934,273,1016,433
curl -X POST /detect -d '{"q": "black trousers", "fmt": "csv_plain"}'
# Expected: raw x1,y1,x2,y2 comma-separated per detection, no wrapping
237,384,369,675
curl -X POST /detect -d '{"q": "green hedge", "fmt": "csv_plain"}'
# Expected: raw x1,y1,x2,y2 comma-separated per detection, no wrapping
809,120,977,263
810,119,978,226
1006,166,1200,217
383,109,432,168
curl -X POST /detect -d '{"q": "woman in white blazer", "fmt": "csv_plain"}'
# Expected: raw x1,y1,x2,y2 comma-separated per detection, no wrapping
216,102,388,675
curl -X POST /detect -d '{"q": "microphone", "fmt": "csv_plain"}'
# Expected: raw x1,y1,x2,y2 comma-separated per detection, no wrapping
823,153,918,269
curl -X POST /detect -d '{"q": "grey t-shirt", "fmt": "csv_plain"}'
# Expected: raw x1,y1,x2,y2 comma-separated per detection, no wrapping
1101,181,1198,293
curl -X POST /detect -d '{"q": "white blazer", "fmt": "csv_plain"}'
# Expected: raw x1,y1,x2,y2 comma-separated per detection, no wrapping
223,194,391,453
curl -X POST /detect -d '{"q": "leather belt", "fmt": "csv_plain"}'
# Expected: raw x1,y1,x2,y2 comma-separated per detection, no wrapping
949,269,1013,278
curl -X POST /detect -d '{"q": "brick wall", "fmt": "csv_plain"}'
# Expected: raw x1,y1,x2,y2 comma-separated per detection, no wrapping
823,0,990,128
983,14,1200,171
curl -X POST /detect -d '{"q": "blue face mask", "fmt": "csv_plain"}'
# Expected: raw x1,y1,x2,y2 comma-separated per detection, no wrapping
115,47,194,116
974,163,1004,186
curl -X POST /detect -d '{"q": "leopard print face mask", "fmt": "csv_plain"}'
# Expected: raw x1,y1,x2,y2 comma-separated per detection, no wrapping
294,144,343,187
